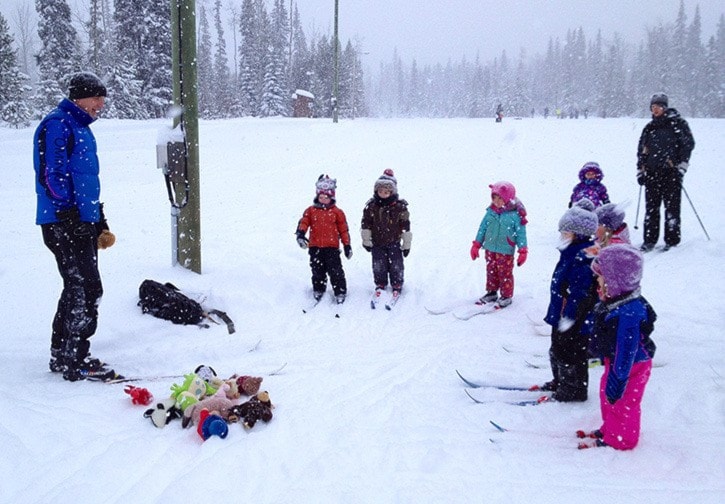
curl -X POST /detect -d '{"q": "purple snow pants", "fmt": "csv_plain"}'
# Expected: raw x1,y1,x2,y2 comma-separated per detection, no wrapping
599,358,652,450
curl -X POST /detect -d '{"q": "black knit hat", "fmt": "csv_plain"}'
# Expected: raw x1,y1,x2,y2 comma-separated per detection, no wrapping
68,72,107,100
650,93,668,108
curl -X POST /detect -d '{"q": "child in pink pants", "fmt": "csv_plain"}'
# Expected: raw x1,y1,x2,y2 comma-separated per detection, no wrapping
581,244,657,450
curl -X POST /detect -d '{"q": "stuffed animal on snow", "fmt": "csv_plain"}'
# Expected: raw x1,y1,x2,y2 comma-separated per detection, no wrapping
210,374,263,399
124,385,153,405
170,373,217,411
197,409,228,440
228,391,274,429
144,397,183,428
181,383,235,428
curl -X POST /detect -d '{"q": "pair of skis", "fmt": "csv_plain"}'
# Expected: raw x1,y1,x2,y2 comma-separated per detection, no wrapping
456,370,550,406
370,289,401,311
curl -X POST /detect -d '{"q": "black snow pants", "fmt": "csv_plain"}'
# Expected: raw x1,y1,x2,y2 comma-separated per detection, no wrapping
643,170,682,247
42,221,103,364
309,247,347,297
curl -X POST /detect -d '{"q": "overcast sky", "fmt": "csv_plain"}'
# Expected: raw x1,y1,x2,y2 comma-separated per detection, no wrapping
295,0,724,66
1,0,722,68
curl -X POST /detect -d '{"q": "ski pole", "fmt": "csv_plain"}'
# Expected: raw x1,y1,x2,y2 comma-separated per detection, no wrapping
681,184,710,241
634,185,642,230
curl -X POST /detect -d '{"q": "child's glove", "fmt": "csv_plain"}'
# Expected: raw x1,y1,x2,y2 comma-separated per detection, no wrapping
98,229,116,249
470,241,482,260
295,230,308,249
516,247,528,267
403,248,410,258
343,244,352,259
361,229,373,252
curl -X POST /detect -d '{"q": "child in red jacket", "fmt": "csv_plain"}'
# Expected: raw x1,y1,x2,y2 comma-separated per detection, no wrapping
296,175,352,304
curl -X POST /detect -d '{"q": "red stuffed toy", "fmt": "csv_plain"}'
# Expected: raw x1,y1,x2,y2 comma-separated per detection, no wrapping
124,385,153,406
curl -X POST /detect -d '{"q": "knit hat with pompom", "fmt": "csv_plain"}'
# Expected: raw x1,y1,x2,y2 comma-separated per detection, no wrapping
374,169,398,194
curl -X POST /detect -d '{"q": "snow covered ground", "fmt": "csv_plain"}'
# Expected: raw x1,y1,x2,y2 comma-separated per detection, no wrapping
1,115,723,503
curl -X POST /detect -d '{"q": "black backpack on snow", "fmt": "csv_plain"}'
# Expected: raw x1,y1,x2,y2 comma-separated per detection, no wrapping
138,279,235,334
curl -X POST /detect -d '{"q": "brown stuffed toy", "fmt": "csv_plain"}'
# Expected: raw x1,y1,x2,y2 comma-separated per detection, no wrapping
228,391,273,429
181,384,235,428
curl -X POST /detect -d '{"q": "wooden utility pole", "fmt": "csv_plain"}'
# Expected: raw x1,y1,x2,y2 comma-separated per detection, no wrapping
170,0,202,273
333,0,339,123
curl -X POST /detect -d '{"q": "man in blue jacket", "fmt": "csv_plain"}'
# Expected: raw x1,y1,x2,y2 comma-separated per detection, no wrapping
34,72,119,382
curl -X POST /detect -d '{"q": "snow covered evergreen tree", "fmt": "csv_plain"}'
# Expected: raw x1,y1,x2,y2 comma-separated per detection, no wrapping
0,12,32,127
143,0,172,117
238,0,261,116
212,0,234,118
34,0,81,116
197,5,214,118
258,0,289,116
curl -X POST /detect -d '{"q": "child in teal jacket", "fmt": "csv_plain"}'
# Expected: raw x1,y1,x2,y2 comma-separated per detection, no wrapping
470,181,528,308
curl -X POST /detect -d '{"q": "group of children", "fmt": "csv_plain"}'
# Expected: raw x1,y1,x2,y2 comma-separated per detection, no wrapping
295,169,411,305
295,161,656,450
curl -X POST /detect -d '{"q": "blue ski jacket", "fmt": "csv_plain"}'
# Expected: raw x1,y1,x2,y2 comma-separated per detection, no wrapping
34,98,101,225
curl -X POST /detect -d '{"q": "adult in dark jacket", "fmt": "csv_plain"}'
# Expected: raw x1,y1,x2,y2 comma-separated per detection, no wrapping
636,93,695,251
33,72,119,382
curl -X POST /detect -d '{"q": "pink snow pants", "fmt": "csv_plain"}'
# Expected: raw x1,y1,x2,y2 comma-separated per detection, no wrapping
485,250,515,298
599,358,652,450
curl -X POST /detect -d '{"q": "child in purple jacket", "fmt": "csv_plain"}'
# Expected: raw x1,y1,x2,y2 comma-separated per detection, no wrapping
569,161,610,208
578,244,657,450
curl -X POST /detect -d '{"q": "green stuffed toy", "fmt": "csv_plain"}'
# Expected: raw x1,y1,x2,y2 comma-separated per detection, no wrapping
170,373,217,411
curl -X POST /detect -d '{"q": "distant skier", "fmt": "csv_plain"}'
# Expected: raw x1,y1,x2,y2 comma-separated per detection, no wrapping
495,103,503,123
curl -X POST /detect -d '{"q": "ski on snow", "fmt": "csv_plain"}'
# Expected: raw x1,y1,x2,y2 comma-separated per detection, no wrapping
464,388,550,406
452,302,505,320
455,369,535,391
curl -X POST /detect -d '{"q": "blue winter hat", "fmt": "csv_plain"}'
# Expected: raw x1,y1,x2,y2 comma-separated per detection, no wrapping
558,205,598,237
591,244,643,298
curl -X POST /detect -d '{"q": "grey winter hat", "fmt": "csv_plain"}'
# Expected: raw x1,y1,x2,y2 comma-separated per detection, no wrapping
572,197,596,213
595,203,626,231
559,205,598,237
68,72,107,100
650,93,668,108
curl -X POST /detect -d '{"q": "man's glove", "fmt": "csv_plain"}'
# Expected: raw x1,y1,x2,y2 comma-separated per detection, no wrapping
98,230,116,249
343,244,352,259
95,203,115,249
403,248,410,258
636,168,646,186
677,161,688,177
516,247,528,267
295,230,308,249
470,240,482,260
